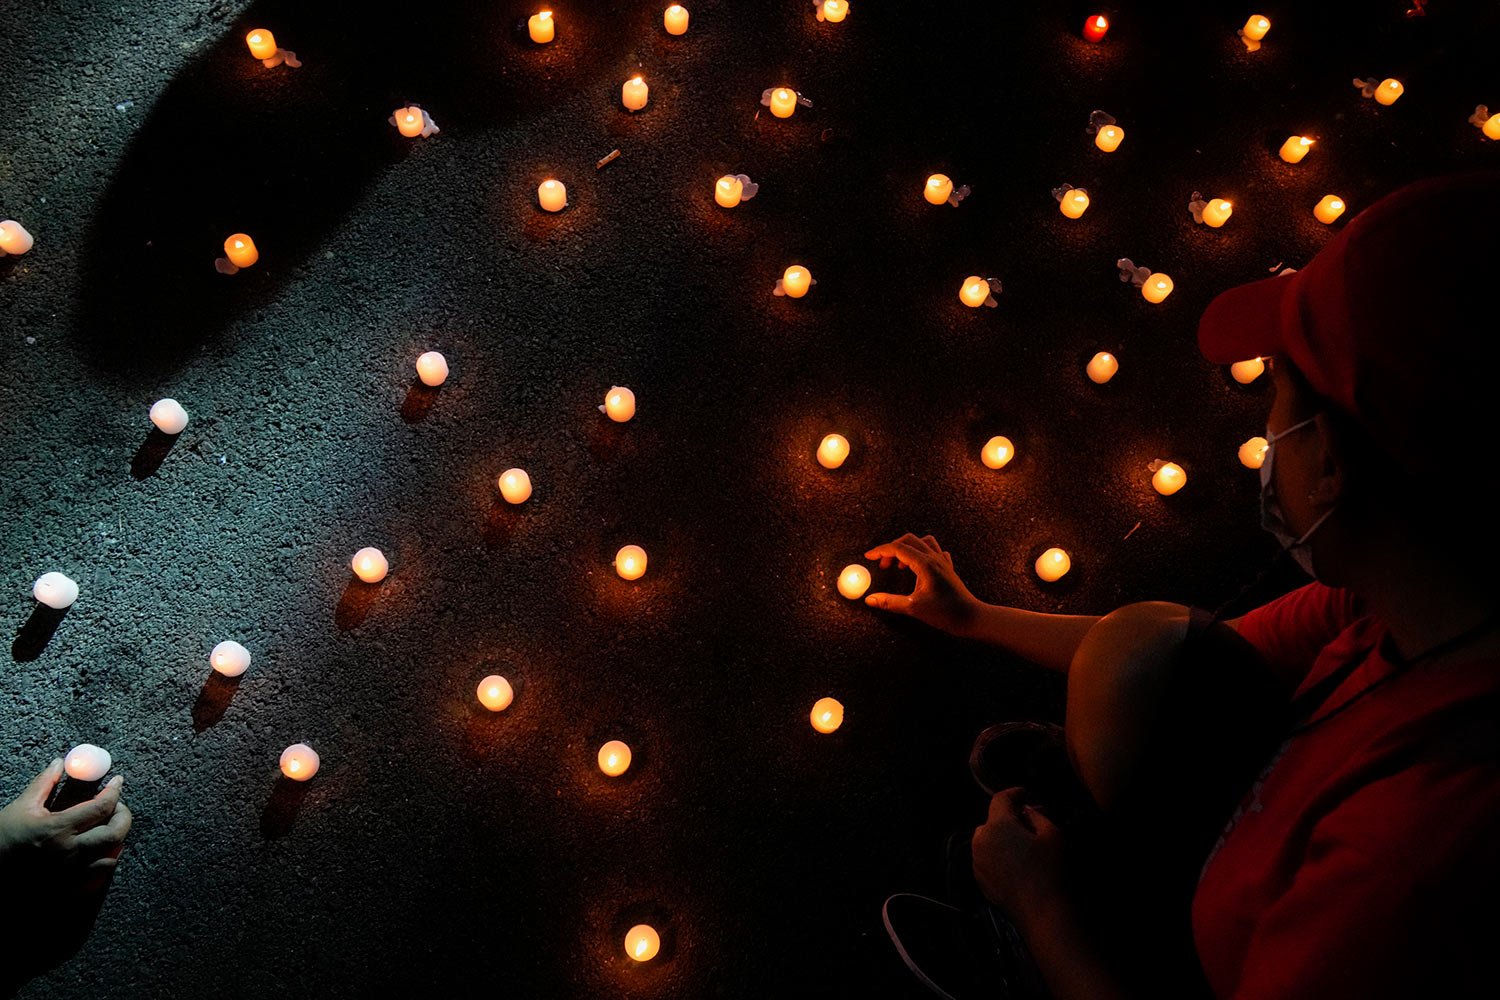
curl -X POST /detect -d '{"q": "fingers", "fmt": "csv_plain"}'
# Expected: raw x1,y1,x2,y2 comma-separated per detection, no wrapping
986,786,1027,823
864,592,913,614
864,537,930,573
1022,804,1059,837
72,801,131,851
21,758,64,807
920,535,944,554
57,776,122,833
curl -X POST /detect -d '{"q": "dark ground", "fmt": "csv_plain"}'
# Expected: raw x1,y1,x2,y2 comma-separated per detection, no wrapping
2,1,1497,996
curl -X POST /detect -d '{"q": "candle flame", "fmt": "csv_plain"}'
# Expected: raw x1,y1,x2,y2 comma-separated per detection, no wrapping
288,759,300,772
250,33,262,43
632,76,643,84
635,939,647,956
1331,200,1343,209
539,10,551,19
608,754,618,767
1095,16,1106,27
1301,137,1313,146
234,240,244,249
1052,552,1064,563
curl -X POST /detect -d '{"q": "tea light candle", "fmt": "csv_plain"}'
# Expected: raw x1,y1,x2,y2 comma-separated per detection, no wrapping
1241,15,1270,42
224,233,258,269
498,469,532,504
598,740,632,776
1141,274,1174,303
625,924,660,962
1059,188,1090,219
150,398,189,434
838,564,871,600
528,10,554,43
615,545,647,581
821,0,848,22
1152,462,1187,495
1279,135,1314,163
0,220,34,255
716,175,744,207
1239,436,1269,470
538,179,567,212
210,640,251,677
959,276,990,308
477,674,514,711
1202,199,1232,228
1035,548,1071,582
1086,352,1118,384
810,697,844,734
769,87,797,119
602,386,636,422
781,265,812,298
664,4,689,34
279,743,320,781
1095,125,1123,152
32,572,79,610
622,76,648,112
246,29,277,60
352,547,389,583
64,744,111,782
395,107,425,138
1374,79,1404,106
415,351,449,386
924,174,953,205
981,435,1014,470
1485,114,1500,141
1230,357,1265,384
1314,195,1346,224
817,433,850,469
1083,14,1109,42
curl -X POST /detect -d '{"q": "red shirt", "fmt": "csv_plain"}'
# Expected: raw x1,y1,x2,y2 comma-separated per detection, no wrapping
1192,582,1500,998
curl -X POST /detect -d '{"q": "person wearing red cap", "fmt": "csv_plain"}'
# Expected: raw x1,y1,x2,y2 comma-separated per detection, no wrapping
877,173,1500,999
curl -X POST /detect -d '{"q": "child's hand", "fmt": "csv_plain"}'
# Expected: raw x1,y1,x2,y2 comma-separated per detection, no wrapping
0,760,132,878
863,533,984,637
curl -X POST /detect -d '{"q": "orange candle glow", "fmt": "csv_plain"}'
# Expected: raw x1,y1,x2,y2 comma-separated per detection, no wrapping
603,386,636,422
821,0,848,22
1239,436,1269,470
0,220,34,256
780,265,812,298
477,675,514,711
1279,135,1314,163
1314,195,1345,224
279,743,320,781
351,546,389,583
716,175,744,207
1086,352,1119,384
246,29,278,60
528,10,555,43
625,924,661,961
210,640,252,678
1059,188,1091,219
959,276,990,308
1374,79,1404,106
1202,199,1233,228
224,233,258,269
1141,274,1174,303
1485,114,1500,141
615,545,647,581
498,468,532,504
664,5,689,34
838,564,871,600
538,179,567,212
981,435,1014,470
395,106,425,138
1083,14,1109,42
1095,125,1124,152
622,76,648,111
415,351,449,386
1241,15,1270,42
924,173,953,205
1035,547,1071,583
769,87,797,118
810,697,844,733
598,740,632,776
1230,357,1265,384
817,433,850,469
1152,461,1187,496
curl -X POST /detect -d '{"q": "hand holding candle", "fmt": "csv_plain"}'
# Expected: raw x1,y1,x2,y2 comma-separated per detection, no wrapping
0,220,35,256
1239,436,1269,469
210,640,251,677
279,743,320,781
765,87,799,119
391,106,439,139
32,572,79,610
1054,185,1090,219
817,1,849,23
959,276,998,308
1230,358,1265,384
1095,125,1123,152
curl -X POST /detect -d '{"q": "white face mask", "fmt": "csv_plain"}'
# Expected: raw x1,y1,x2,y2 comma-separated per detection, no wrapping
1259,415,1338,578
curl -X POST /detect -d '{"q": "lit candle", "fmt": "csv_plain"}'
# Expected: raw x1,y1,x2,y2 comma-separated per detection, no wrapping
1083,14,1109,42
810,697,844,734
1152,461,1187,496
664,4,689,34
395,106,425,138
1486,114,1500,141
415,351,449,386
1279,135,1314,163
1086,352,1119,384
1095,125,1124,152
1313,195,1346,225
476,674,514,712
224,233,258,269
622,76,648,112
838,564,871,600
780,265,812,298
598,740,632,776
1374,78,1404,106
716,175,744,207
538,179,567,212
602,386,636,422
959,276,990,308
245,29,278,60
498,468,533,504
924,174,953,205
1238,436,1269,470
615,545,647,581
1035,547,1071,582
351,546,389,583
279,743,320,781
48,744,111,811
1241,15,1270,41
0,219,34,256
817,433,850,469
1230,357,1265,384
32,572,79,610
210,640,252,677
1059,188,1090,219
150,398,190,434
1201,199,1233,228
528,10,554,43
625,924,661,962
1141,274,1174,303
821,0,848,22
769,87,797,119
981,435,1014,470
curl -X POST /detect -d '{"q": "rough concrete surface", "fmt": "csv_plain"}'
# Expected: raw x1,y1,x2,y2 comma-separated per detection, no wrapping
2,1,1496,996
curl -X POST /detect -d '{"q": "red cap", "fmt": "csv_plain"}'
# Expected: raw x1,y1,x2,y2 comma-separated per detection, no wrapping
1199,172,1499,479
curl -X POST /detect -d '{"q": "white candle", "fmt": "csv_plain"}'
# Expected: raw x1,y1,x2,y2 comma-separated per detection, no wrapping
150,398,189,435
528,10,554,43
352,546,389,583
210,640,252,677
1141,274,1174,303
1086,352,1118,384
598,740,632,776
615,545,648,581
1035,548,1071,582
664,5,689,34
602,386,636,422
1239,436,1269,470
621,76,648,112
498,468,532,504
32,572,79,610
0,219,35,256
817,433,850,469
64,744,112,782
279,743,320,781
1152,461,1187,495
625,924,661,961
477,674,514,711
1230,358,1265,384
415,351,449,386
837,564,871,600
810,697,844,733
981,435,1014,470
538,179,568,212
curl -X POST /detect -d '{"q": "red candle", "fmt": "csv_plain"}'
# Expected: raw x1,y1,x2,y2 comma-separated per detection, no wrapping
1083,14,1109,42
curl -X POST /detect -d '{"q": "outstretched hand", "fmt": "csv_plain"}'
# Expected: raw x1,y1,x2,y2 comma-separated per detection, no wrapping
863,533,984,637
0,759,132,883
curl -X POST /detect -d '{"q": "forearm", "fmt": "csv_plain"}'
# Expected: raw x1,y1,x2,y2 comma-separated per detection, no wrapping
1015,897,1129,1000
958,604,1101,673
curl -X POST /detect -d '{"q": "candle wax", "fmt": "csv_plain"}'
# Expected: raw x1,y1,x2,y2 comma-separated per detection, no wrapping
1035,548,1071,582
924,174,953,205
625,924,661,961
598,740,632,776
603,386,636,422
664,5,689,34
615,545,648,580
538,179,567,212
1152,462,1187,496
279,743,320,781
64,744,112,782
352,546,389,583
837,564,871,600
477,675,514,711
498,469,533,504
810,697,844,733
150,398,189,434
1095,126,1123,152
1086,352,1118,384
528,11,554,43
1314,195,1346,224
981,435,1014,470
1279,136,1313,163
32,572,79,610
246,29,277,60
210,640,252,677
415,351,449,386
817,433,849,469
